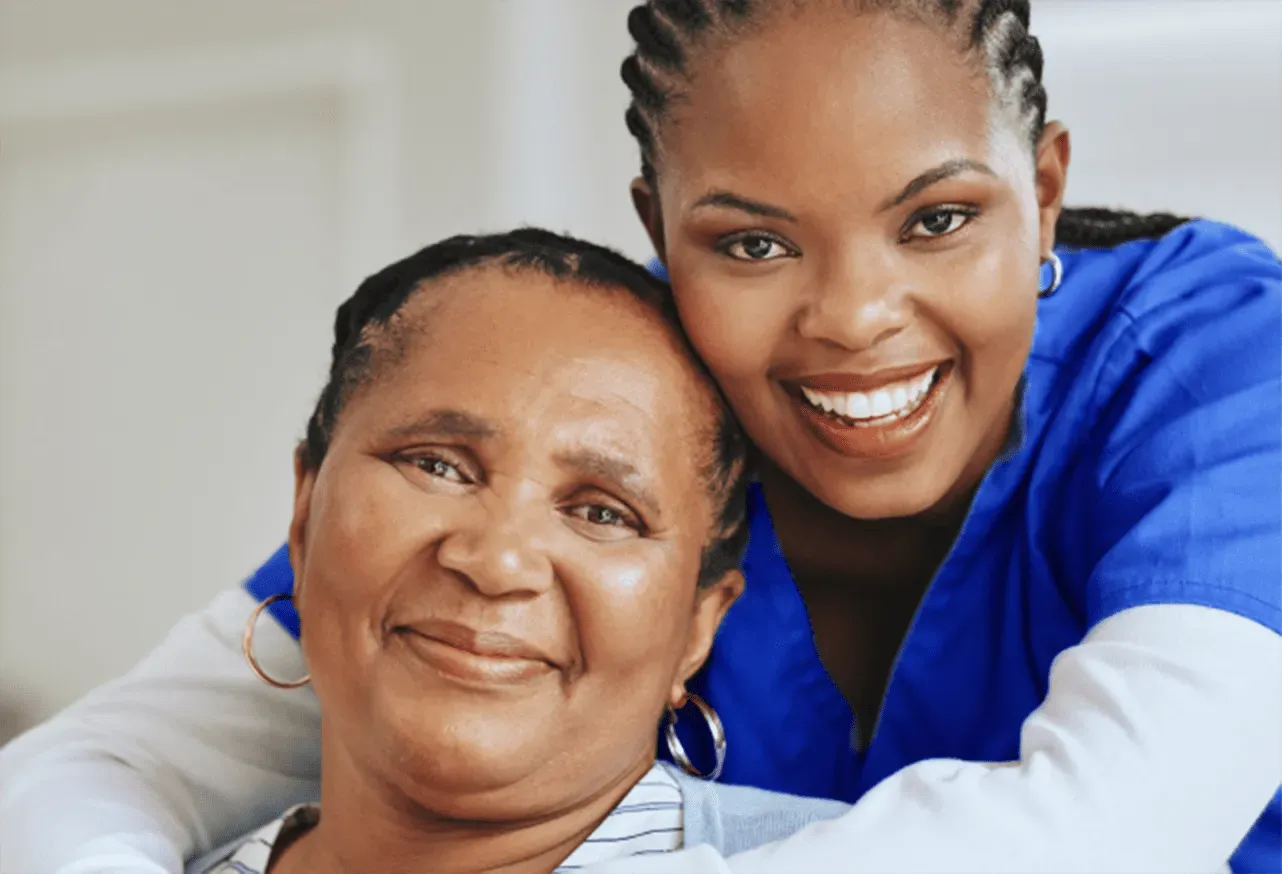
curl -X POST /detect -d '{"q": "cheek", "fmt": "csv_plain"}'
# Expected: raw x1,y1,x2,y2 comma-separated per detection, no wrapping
945,243,1039,373
299,462,448,682
670,265,782,389
565,548,694,696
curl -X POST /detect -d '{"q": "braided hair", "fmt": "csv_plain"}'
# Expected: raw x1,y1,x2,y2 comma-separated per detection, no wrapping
301,228,750,588
621,0,1190,249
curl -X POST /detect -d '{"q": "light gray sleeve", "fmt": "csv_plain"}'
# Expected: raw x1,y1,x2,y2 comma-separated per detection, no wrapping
584,605,1282,873
668,763,850,856
0,587,321,874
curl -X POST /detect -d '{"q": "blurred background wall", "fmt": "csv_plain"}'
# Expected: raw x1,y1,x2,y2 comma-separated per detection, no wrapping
0,0,1279,740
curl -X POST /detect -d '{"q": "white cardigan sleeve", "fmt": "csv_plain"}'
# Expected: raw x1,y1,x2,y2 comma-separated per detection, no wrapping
0,587,320,874
582,604,1282,874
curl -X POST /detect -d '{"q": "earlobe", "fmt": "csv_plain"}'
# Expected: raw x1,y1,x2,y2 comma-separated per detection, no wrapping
670,569,745,706
1034,122,1072,254
630,176,668,265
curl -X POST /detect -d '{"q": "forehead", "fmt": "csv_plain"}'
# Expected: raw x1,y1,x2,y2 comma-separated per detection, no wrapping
352,267,716,461
664,9,998,201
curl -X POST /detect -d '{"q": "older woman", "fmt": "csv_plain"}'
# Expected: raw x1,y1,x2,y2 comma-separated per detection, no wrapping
190,229,847,874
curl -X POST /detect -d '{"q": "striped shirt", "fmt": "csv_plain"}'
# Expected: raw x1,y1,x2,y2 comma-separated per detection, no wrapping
201,763,683,873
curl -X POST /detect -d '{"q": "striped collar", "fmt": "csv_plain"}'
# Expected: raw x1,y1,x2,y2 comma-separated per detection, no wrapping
202,762,683,873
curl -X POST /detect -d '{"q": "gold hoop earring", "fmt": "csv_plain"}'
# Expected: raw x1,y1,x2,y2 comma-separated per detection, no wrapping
1039,251,1064,297
664,693,726,781
242,593,310,689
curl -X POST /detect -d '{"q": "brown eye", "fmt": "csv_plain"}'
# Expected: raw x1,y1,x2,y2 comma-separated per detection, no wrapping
720,234,794,262
905,207,975,240
575,504,629,527
409,454,467,483
564,501,644,541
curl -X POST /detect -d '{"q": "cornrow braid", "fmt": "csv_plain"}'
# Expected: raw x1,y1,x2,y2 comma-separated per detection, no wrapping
620,0,1190,250
301,228,751,589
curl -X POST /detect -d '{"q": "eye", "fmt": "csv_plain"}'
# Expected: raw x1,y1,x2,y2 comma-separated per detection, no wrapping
564,501,644,540
571,503,631,528
395,451,473,485
903,207,977,241
415,456,464,482
718,233,795,262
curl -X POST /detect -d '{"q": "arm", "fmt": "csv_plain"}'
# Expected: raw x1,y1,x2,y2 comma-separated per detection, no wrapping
0,573,319,873
585,227,1282,873
584,603,1279,873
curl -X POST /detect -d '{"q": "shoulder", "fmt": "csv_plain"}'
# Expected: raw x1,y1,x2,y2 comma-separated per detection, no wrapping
1036,220,1280,370
665,763,850,857
187,805,318,874
1022,222,1280,632
1029,220,1279,434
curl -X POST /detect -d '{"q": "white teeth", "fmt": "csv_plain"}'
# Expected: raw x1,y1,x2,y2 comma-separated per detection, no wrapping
801,387,829,411
799,367,939,423
869,390,893,417
848,392,870,418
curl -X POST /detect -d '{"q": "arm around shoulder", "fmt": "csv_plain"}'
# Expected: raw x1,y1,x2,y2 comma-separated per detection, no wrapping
0,585,320,874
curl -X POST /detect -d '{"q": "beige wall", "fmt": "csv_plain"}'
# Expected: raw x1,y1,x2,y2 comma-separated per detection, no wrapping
0,0,1278,740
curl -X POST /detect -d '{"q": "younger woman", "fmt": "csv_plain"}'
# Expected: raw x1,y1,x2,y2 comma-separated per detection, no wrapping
3,2,1278,871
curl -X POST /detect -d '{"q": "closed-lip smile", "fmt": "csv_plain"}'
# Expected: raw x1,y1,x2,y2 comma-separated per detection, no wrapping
394,619,559,684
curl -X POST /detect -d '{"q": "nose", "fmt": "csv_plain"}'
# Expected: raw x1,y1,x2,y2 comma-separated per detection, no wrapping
795,245,911,351
435,487,553,599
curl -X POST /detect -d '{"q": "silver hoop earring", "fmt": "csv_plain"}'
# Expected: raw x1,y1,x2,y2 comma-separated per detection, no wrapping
664,693,726,781
1039,251,1063,297
242,593,310,689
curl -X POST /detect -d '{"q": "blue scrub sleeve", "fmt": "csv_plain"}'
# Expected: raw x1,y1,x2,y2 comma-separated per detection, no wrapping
242,544,300,639
1082,227,1281,633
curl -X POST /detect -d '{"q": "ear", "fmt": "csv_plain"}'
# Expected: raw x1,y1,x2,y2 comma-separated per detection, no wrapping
668,569,744,708
1033,121,1071,256
630,176,668,266
288,443,319,609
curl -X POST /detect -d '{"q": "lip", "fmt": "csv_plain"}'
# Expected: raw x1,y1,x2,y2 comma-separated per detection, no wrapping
786,361,954,462
393,619,558,685
786,361,947,393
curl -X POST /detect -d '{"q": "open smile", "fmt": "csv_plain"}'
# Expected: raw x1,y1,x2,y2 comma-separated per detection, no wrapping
784,362,953,461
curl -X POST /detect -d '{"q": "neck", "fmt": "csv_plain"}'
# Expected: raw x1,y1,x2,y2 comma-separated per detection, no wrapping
758,460,971,600
276,734,656,874
758,388,1017,598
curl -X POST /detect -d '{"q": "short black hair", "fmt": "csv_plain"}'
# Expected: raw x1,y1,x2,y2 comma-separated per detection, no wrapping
302,227,750,588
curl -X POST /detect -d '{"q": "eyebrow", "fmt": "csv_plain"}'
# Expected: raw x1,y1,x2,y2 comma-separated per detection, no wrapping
386,409,499,440
554,447,664,523
691,190,798,222
880,158,997,211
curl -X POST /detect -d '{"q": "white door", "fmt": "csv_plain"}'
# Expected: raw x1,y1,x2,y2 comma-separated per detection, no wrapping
0,91,351,733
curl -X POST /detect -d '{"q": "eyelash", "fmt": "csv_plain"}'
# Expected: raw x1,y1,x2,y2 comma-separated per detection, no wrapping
396,451,474,485
565,501,645,534
712,204,979,262
715,232,798,263
901,205,979,242
394,451,646,535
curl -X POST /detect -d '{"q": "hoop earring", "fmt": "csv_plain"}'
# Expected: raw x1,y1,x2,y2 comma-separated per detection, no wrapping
242,593,310,689
664,693,726,781
1039,251,1063,297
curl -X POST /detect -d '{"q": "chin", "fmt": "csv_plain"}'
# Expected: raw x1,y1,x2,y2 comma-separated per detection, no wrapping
376,720,549,810
796,453,968,522
816,480,943,520
367,694,552,792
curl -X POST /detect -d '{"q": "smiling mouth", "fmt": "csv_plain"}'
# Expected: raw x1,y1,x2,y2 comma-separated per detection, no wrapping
797,365,945,427
393,626,557,686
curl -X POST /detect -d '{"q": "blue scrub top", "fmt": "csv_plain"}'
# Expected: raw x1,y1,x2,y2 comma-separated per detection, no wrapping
246,220,1281,871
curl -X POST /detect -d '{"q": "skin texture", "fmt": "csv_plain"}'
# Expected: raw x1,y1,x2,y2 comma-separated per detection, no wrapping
277,267,742,874
630,7,1069,729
